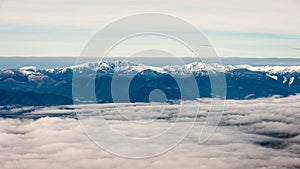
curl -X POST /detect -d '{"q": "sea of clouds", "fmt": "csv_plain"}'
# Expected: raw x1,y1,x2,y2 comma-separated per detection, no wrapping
0,95,300,169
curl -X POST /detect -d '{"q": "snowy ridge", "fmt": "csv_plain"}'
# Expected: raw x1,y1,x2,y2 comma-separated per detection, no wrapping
59,60,300,75
234,65,300,74
7,60,300,86
60,61,299,85
68,60,164,74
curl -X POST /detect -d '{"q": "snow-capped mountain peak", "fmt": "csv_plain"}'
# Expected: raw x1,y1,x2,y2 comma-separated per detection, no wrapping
65,60,300,75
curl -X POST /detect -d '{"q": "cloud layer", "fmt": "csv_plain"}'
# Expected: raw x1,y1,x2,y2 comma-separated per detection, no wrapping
0,95,300,168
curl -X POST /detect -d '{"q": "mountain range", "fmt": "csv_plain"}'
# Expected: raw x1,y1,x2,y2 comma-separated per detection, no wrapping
0,60,299,106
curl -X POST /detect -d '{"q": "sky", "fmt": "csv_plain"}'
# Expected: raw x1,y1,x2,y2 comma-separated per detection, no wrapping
0,0,300,57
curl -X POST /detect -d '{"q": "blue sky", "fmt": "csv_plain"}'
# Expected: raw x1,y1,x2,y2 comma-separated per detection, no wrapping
0,0,300,57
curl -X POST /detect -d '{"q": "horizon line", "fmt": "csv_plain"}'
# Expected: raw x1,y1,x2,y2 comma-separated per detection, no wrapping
0,56,299,59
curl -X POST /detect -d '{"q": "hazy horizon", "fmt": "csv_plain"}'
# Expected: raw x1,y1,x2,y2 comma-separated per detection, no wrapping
1,56,300,69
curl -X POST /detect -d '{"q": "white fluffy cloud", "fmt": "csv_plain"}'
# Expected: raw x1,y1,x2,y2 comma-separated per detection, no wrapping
0,95,300,168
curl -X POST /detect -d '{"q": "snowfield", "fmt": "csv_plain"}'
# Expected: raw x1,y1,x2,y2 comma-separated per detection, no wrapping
0,95,299,169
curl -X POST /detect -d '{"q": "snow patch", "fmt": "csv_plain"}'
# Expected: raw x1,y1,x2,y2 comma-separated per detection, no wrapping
266,74,278,80
283,76,288,84
289,77,295,85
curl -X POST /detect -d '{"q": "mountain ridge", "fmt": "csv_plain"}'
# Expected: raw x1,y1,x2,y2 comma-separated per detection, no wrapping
0,60,299,106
